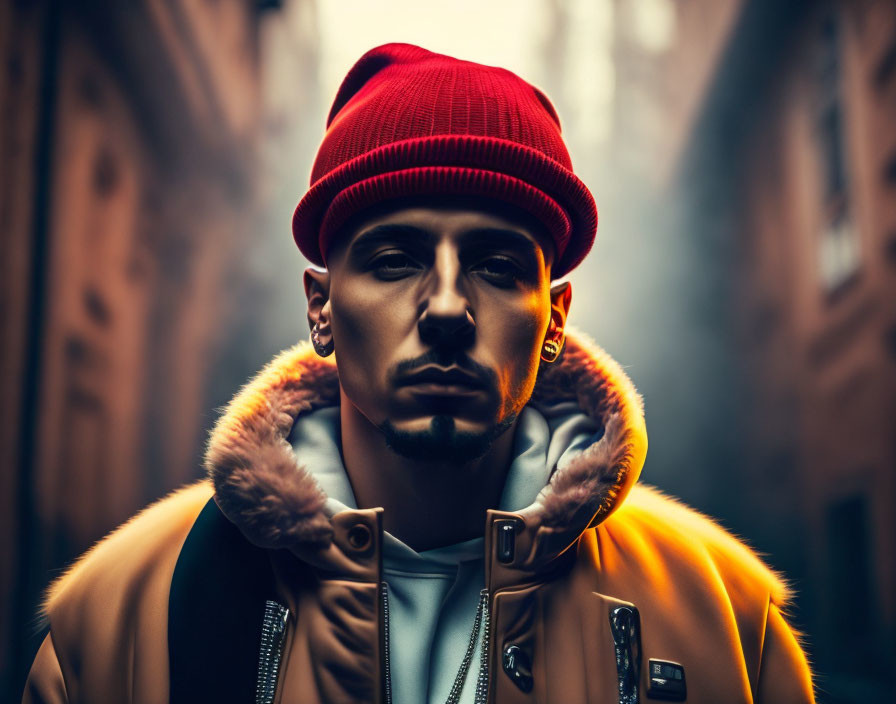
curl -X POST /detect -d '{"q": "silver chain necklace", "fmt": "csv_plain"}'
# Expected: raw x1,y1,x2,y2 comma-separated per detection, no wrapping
381,583,490,704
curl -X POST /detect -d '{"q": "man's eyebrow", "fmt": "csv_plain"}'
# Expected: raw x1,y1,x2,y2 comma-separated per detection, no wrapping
460,227,542,258
350,223,434,248
347,223,545,261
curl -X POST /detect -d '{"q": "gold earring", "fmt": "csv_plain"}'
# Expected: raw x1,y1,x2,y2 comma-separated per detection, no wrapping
541,338,562,363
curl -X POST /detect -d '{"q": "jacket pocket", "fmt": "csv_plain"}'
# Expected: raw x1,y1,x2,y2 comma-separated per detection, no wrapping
491,585,638,703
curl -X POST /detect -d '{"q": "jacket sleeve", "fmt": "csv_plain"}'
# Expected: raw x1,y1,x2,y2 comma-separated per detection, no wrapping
22,633,69,704
756,603,815,703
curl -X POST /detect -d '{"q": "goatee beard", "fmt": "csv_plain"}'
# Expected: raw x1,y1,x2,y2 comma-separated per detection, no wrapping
379,413,517,464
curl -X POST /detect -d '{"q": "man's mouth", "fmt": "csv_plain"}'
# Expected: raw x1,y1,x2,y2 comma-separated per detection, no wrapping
396,365,488,394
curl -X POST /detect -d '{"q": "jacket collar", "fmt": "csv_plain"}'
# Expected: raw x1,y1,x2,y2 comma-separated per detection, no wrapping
206,329,647,566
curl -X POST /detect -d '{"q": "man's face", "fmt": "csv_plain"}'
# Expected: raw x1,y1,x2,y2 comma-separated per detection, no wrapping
309,199,568,462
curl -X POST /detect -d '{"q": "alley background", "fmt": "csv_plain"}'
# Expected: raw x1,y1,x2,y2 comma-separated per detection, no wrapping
2,0,895,701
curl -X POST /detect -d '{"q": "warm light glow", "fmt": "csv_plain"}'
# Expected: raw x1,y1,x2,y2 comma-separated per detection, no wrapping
317,0,549,104
630,0,676,54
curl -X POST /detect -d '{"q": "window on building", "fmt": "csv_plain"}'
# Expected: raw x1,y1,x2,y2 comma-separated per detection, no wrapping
815,9,861,296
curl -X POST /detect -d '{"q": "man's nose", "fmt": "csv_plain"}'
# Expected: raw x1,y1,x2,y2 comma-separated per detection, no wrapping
418,257,475,350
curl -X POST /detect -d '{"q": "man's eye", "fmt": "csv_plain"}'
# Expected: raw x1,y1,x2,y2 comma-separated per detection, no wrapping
370,252,420,279
472,257,524,286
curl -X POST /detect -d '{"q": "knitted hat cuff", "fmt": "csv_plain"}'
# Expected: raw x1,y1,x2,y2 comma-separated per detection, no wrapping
317,167,572,265
293,135,596,277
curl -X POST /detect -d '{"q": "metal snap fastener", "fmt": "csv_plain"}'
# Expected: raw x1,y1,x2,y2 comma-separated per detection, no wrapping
502,644,533,693
347,523,371,549
496,520,517,563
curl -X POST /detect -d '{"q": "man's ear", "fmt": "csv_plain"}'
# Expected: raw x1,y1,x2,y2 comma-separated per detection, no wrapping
303,267,331,336
543,281,572,361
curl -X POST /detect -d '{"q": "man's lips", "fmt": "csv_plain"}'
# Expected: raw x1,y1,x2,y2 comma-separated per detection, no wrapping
396,365,488,393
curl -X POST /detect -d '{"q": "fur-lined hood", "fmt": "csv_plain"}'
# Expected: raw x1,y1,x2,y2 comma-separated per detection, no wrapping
206,329,647,555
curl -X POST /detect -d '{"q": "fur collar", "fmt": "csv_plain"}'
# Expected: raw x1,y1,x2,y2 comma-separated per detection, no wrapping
206,329,647,551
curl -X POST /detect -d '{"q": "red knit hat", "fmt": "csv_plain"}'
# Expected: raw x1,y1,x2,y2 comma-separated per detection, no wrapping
292,43,597,277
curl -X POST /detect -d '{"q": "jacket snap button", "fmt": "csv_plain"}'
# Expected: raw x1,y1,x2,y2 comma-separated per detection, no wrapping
502,644,533,693
496,520,516,563
347,523,371,549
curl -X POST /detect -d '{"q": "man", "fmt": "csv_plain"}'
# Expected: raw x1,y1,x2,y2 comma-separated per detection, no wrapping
24,43,814,703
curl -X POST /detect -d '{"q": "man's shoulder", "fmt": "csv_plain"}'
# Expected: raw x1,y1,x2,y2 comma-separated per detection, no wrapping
600,484,790,608
43,481,214,625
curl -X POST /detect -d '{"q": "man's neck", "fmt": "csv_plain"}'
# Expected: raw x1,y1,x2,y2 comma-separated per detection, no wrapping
338,391,517,552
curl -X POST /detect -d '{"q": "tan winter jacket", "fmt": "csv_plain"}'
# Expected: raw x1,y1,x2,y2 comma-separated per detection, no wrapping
23,333,815,703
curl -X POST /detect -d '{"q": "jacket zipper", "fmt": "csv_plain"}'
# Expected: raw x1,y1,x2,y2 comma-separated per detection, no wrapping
381,582,393,704
256,599,290,704
381,582,492,704
473,589,491,704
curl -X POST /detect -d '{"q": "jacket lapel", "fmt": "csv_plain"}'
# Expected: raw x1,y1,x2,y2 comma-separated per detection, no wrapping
168,498,279,703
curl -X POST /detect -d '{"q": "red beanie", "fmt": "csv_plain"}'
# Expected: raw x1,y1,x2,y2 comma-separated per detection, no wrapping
292,43,597,277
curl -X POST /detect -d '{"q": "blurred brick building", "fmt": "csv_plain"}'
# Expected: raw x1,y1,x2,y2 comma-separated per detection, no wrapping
661,0,896,700
0,0,312,698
